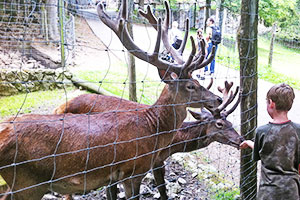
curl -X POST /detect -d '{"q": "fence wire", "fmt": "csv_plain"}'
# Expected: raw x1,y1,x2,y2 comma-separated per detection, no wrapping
0,0,299,200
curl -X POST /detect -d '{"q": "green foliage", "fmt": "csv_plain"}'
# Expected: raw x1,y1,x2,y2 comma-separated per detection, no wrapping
222,0,300,39
223,0,241,14
273,31,300,41
212,188,240,200
259,0,298,27
168,0,178,9
258,66,299,89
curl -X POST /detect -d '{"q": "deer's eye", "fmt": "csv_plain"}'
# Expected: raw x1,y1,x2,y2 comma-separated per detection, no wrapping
187,84,196,90
215,121,224,129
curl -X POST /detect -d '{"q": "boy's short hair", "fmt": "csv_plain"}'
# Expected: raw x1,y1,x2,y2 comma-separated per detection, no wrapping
267,83,295,111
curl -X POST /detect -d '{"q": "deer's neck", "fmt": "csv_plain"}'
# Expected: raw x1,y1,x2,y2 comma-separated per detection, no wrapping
171,121,209,153
156,121,210,163
150,86,187,130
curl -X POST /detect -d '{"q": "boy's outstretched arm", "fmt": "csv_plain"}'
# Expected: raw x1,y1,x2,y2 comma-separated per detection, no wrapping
240,140,254,149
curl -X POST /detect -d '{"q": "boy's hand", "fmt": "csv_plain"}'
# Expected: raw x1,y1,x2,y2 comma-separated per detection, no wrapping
240,140,254,149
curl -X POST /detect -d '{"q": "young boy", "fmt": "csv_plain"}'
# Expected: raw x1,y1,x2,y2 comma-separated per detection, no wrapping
240,83,300,199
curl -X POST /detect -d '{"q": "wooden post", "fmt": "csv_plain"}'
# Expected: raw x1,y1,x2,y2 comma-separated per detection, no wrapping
204,0,211,33
268,23,277,68
238,0,259,199
218,0,225,35
127,0,137,102
58,0,66,69
41,5,49,44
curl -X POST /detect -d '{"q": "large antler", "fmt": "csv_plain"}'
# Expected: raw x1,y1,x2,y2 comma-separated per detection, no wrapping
97,0,216,78
138,1,216,73
212,81,240,117
223,89,241,117
139,2,188,64
206,77,214,90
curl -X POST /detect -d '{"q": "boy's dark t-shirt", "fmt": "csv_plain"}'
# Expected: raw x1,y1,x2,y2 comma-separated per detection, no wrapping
253,121,300,200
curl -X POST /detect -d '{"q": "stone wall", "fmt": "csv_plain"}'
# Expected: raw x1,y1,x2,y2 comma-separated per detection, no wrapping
0,68,73,96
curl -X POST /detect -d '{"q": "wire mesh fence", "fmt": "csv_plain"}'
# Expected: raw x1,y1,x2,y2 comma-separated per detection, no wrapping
0,0,298,199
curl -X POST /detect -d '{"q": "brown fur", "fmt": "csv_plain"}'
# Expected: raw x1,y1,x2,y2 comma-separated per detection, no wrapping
54,94,243,200
0,76,221,200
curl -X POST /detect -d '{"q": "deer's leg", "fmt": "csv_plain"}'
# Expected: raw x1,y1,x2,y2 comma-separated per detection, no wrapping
106,184,118,200
123,177,143,200
153,162,168,200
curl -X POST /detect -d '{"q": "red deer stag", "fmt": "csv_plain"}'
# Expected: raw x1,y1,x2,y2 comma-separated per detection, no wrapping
53,78,214,115
55,81,243,200
0,1,221,200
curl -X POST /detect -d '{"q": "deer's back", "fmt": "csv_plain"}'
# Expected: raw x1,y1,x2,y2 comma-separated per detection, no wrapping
54,94,147,114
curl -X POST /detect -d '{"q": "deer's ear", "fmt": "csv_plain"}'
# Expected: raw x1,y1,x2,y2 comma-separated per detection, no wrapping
158,70,178,83
188,109,211,121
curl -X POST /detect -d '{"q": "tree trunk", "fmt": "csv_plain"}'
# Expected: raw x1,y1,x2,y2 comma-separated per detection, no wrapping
268,23,277,68
46,0,59,41
127,0,137,102
218,0,225,35
204,0,211,33
238,0,259,199
193,2,197,29
71,77,116,97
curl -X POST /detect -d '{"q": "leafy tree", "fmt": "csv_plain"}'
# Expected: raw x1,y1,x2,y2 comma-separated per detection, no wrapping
223,0,241,14
259,0,298,67
259,0,297,27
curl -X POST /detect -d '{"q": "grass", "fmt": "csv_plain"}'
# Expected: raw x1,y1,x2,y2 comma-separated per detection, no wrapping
0,87,77,119
212,188,240,200
73,61,165,106
216,34,300,90
257,37,300,80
